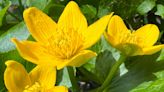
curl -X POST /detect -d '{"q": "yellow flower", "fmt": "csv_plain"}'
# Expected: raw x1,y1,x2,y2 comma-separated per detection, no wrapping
105,15,164,56
12,1,113,69
4,60,68,92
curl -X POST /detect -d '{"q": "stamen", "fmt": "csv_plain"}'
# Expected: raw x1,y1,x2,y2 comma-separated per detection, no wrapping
23,82,42,92
119,32,143,47
45,27,84,59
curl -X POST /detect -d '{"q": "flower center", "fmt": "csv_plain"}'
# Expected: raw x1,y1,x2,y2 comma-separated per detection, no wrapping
120,32,143,47
23,82,42,92
45,27,84,59
116,31,144,55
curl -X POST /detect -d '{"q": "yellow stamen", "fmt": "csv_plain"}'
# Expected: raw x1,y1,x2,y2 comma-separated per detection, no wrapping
23,82,42,92
119,32,143,47
45,27,84,59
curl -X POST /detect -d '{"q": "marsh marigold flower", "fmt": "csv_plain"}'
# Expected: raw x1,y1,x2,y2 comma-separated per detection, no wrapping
105,15,164,56
12,1,113,69
4,60,68,92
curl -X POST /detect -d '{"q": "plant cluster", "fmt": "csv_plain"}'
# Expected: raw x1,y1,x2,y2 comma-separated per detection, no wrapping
0,0,164,92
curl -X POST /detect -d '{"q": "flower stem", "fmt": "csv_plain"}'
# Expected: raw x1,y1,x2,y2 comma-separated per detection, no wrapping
67,66,80,92
97,55,127,92
18,0,24,15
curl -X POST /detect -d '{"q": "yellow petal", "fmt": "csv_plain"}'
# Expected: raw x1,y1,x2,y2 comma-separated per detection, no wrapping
83,13,113,49
142,45,164,55
4,60,31,92
69,50,97,66
107,15,130,46
57,50,97,70
12,38,40,63
58,1,87,34
29,65,56,89
133,24,160,47
48,86,68,92
12,38,64,67
23,7,57,44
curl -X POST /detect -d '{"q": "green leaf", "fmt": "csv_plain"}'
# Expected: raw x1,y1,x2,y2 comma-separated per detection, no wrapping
57,67,72,88
75,0,100,8
90,36,118,55
155,4,164,19
97,0,112,18
105,52,164,92
84,36,119,74
155,70,164,79
0,1,11,27
137,0,156,15
0,22,30,53
84,36,119,73
95,50,117,83
130,70,164,92
83,57,96,73
99,0,144,19
10,0,26,5
26,0,50,10
157,49,164,61
98,0,146,29
81,5,97,18
81,5,97,23
77,67,101,84
97,6,110,18
47,4,65,21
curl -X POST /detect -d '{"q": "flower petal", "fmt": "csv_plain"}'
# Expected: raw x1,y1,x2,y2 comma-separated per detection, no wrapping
23,7,57,44
12,38,64,67
133,24,160,47
12,38,50,64
83,13,113,49
58,1,87,34
48,86,68,92
57,50,97,70
4,60,31,92
142,45,164,55
69,50,97,66
12,38,39,62
29,65,56,89
107,15,130,46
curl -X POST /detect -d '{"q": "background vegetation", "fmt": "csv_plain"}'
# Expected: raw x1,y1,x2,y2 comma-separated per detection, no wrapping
0,0,164,92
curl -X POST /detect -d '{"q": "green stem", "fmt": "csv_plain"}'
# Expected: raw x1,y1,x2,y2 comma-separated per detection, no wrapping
18,0,24,15
97,55,127,92
67,66,80,92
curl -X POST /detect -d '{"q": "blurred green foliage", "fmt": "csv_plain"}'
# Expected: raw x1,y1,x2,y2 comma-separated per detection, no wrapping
130,70,164,92
0,0,164,92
